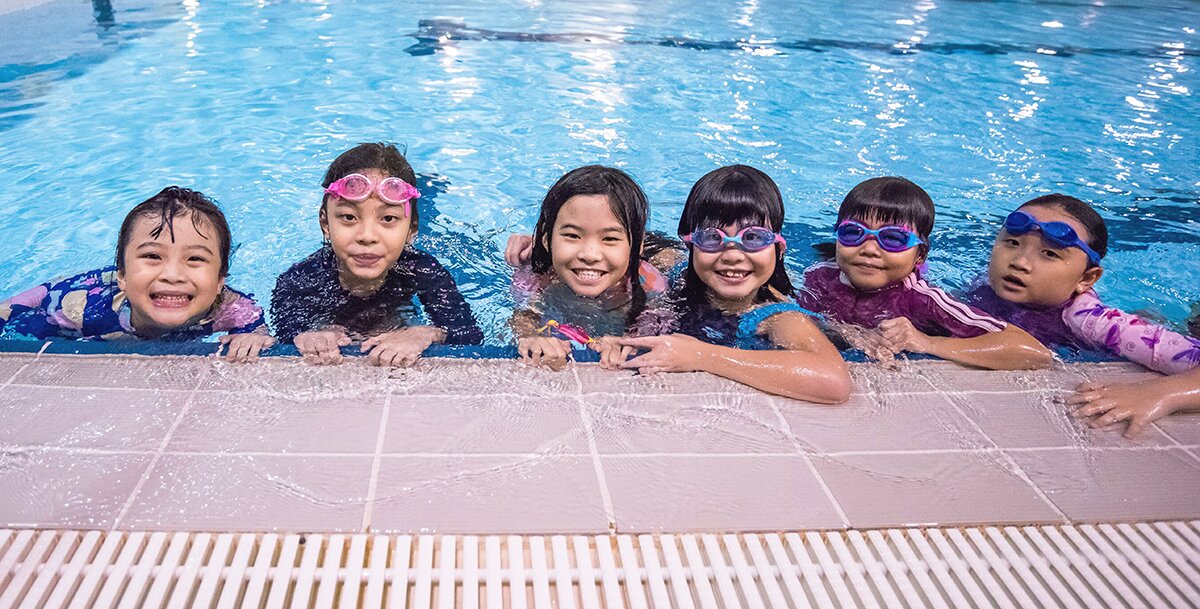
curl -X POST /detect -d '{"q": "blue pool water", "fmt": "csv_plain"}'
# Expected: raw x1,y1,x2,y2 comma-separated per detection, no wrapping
0,0,1196,345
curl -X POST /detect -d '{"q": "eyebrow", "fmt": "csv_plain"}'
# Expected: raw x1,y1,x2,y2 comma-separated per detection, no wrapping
558,223,625,233
134,241,215,256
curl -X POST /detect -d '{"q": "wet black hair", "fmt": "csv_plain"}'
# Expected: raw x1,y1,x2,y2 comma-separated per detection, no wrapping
836,176,935,246
677,164,794,303
115,186,231,277
321,142,419,228
529,165,650,328
1016,193,1108,260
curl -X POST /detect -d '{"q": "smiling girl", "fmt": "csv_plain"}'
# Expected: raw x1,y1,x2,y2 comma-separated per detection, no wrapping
511,165,670,369
619,165,851,403
0,187,270,360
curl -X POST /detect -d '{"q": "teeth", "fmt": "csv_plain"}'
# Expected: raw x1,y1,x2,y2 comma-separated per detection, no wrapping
575,270,604,280
717,270,749,278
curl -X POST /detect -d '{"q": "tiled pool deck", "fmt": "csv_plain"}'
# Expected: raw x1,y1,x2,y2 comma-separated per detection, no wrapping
1,351,1199,535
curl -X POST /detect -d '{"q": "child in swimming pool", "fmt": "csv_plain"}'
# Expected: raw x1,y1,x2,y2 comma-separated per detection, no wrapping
961,194,1200,436
621,165,851,403
0,186,271,360
796,176,1052,370
510,165,673,370
271,143,482,366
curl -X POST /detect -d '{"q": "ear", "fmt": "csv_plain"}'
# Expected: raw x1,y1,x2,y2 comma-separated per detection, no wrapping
116,268,126,293
407,224,419,246
914,245,929,266
1074,265,1103,296
318,207,330,241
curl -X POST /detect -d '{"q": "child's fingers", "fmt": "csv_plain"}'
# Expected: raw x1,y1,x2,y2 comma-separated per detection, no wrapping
617,336,659,349
1124,416,1149,439
1074,381,1106,393
1065,389,1104,406
1089,406,1128,430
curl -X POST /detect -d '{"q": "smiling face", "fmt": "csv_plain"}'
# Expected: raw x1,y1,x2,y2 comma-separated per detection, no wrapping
117,212,225,336
548,194,632,298
988,205,1102,307
320,168,415,293
835,217,923,291
691,222,779,309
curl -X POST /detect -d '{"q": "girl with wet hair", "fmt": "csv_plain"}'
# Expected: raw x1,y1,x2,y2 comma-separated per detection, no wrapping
0,186,270,360
621,165,851,403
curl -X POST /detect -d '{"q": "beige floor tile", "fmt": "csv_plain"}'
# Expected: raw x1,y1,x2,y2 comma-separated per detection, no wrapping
603,455,845,532
587,393,795,454
0,449,150,529
781,393,990,453
0,386,182,450
385,395,589,454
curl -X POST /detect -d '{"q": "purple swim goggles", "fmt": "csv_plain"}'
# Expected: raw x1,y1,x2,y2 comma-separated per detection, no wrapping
1003,210,1102,266
324,173,420,217
835,220,925,253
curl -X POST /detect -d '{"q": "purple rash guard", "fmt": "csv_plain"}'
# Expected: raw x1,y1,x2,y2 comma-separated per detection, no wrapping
796,262,1006,338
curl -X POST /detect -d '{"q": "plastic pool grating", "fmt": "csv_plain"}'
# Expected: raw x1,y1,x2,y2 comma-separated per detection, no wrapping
2,524,1199,608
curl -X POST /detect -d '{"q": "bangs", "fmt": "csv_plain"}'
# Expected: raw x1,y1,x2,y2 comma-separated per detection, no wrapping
836,176,935,239
678,165,784,235
839,200,920,230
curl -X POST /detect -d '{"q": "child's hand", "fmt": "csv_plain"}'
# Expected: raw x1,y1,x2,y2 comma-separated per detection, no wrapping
504,234,535,267
878,317,935,355
618,334,706,375
294,329,351,365
361,326,445,367
518,336,571,371
219,332,275,363
1068,380,1177,438
592,336,635,370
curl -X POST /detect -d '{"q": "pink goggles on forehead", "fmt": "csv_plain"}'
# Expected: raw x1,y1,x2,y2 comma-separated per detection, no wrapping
324,173,420,216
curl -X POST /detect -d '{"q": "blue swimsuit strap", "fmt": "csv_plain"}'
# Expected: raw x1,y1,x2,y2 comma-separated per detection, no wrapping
737,302,822,340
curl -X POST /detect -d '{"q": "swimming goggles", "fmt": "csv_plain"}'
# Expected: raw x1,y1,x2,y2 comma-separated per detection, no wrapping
1003,210,1102,266
835,220,925,253
324,173,420,216
536,320,595,345
682,226,787,253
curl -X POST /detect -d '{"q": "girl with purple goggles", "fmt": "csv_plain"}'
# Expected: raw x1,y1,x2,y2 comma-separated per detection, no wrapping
834,220,925,252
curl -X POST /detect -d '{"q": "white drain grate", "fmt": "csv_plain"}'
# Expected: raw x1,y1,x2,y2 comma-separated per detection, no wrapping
1,523,1198,608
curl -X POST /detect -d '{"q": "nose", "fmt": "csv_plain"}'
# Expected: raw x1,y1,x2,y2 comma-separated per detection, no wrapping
356,219,380,245
160,257,187,282
1009,245,1034,271
577,239,602,262
857,238,883,257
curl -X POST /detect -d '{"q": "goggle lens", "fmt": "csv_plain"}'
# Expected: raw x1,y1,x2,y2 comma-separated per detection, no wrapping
835,223,867,246
339,174,373,199
877,228,913,251
377,178,411,203
691,228,727,251
835,221,921,252
739,227,776,250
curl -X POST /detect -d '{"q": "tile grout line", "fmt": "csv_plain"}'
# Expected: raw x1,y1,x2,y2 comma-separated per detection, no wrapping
573,366,616,532
1146,420,1200,466
766,396,851,529
360,393,392,533
109,363,212,531
8,445,1196,458
920,373,1071,524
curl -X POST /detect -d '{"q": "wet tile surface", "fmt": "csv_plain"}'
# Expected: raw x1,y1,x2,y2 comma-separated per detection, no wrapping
385,395,589,455
370,455,608,534
781,393,990,453
810,451,1064,528
1006,448,1200,523
0,386,182,450
169,392,385,454
0,353,33,383
0,449,150,529
0,354,1196,533
587,393,794,454
603,455,845,531
119,454,372,532
952,389,1176,449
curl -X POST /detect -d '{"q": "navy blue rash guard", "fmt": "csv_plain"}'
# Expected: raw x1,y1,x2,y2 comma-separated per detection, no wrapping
271,244,483,345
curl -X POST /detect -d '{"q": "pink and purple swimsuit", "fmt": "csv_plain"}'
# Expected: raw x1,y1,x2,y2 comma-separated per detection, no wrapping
965,283,1200,375
796,262,1007,338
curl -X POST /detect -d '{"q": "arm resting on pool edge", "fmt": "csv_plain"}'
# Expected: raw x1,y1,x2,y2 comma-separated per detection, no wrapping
619,312,852,404
879,317,1054,370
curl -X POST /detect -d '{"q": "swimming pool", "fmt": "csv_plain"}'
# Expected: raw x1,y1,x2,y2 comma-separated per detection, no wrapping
0,0,1197,345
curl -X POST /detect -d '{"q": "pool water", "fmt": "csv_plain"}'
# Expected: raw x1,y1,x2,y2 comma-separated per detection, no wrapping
0,0,1196,345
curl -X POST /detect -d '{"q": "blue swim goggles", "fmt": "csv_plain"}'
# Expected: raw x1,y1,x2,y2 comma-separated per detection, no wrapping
683,226,787,253
835,220,925,252
1003,211,1102,267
